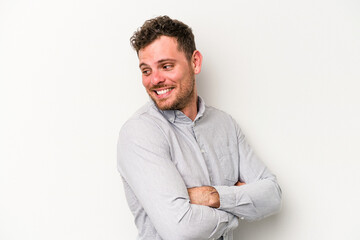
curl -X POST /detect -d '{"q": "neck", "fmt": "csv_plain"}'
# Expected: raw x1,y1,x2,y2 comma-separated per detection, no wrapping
180,93,198,121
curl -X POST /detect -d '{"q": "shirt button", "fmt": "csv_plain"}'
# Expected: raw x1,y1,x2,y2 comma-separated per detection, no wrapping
241,217,245,220
201,149,205,153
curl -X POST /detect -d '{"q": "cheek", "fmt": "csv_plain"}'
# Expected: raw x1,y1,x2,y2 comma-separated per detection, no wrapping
173,66,191,81
142,77,150,88
167,71,184,84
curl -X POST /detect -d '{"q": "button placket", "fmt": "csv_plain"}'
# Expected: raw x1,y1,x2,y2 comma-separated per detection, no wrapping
193,124,214,185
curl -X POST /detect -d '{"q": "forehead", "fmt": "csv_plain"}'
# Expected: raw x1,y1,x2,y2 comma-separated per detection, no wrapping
138,36,187,65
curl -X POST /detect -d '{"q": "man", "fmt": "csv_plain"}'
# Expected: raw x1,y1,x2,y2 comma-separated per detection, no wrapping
117,16,281,240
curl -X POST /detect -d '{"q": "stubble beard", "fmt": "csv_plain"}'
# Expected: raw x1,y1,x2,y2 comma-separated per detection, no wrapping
149,73,195,111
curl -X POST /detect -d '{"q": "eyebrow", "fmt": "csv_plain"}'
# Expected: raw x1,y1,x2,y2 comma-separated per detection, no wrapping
139,58,176,68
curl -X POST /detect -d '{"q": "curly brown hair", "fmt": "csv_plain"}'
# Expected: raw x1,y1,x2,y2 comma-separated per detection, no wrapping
130,16,196,61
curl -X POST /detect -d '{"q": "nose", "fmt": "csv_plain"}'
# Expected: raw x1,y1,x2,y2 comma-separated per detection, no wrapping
151,70,165,85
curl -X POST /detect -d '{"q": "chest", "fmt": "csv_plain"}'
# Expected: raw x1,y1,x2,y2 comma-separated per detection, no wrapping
167,122,239,188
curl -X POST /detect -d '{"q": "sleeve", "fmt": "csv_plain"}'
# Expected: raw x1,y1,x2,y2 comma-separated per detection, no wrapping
213,119,282,222
117,117,239,240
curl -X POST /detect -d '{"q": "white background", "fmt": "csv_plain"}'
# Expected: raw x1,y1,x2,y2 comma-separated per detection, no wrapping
1,0,360,239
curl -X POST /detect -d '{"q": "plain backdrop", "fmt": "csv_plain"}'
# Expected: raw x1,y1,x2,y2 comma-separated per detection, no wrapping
1,0,360,239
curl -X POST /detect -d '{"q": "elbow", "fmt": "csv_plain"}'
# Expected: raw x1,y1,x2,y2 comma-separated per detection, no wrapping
275,186,282,213
244,180,282,222
271,180,282,214
160,220,208,240
246,195,282,222
160,225,203,240
259,180,282,220
159,206,217,240
265,185,282,218
151,197,217,240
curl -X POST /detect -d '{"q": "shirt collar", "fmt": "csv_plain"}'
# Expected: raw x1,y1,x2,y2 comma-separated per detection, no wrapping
152,96,206,124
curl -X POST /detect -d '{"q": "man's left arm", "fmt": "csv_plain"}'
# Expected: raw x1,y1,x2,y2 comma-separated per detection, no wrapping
188,121,282,221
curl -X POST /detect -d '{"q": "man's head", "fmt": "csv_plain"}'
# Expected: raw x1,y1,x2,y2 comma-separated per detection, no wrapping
131,16,202,119
130,16,196,61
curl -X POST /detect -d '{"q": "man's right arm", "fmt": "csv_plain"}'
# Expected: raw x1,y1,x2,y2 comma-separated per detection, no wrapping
117,118,238,240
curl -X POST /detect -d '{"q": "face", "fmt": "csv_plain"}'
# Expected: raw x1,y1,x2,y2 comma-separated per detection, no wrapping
138,36,200,113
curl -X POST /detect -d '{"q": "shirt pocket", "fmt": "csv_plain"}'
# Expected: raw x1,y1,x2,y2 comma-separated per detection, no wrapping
215,143,239,185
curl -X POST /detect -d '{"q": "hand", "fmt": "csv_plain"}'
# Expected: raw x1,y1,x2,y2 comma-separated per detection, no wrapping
187,186,220,208
235,181,246,186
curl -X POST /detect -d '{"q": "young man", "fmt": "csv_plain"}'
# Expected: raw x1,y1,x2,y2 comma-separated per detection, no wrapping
117,16,281,240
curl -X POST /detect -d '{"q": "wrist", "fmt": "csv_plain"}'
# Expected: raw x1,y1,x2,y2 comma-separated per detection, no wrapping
208,187,220,208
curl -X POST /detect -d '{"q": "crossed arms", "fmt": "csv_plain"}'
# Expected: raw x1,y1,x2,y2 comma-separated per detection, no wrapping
187,181,246,208
118,117,282,240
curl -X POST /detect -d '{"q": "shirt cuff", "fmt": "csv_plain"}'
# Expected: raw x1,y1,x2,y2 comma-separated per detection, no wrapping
213,185,253,212
213,186,237,210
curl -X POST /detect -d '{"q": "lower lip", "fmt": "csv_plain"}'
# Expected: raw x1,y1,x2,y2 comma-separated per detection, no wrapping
156,89,173,99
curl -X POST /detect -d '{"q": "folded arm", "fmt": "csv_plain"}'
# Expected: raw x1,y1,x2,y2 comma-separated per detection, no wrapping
187,181,245,209
188,120,282,221
117,118,238,240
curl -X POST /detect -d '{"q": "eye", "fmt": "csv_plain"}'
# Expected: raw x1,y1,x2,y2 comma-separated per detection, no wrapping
163,64,173,70
141,69,151,76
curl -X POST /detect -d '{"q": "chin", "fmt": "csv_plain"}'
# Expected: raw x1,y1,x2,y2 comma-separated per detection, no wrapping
155,101,175,111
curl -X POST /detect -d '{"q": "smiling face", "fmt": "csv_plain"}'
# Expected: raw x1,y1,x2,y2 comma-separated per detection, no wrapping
139,36,202,119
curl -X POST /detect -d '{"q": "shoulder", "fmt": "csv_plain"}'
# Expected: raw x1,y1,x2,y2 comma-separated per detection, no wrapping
118,101,169,144
203,104,244,138
204,105,236,125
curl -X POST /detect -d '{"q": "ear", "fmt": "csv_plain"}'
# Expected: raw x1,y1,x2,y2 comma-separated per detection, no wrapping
191,50,203,75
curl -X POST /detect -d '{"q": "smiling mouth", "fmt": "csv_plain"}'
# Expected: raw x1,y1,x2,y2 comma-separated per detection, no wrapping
154,88,174,95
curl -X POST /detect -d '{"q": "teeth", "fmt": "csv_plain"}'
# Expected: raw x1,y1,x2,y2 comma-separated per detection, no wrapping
156,89,172,95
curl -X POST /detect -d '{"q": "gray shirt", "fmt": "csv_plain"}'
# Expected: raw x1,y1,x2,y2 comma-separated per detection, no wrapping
117,97,282,240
